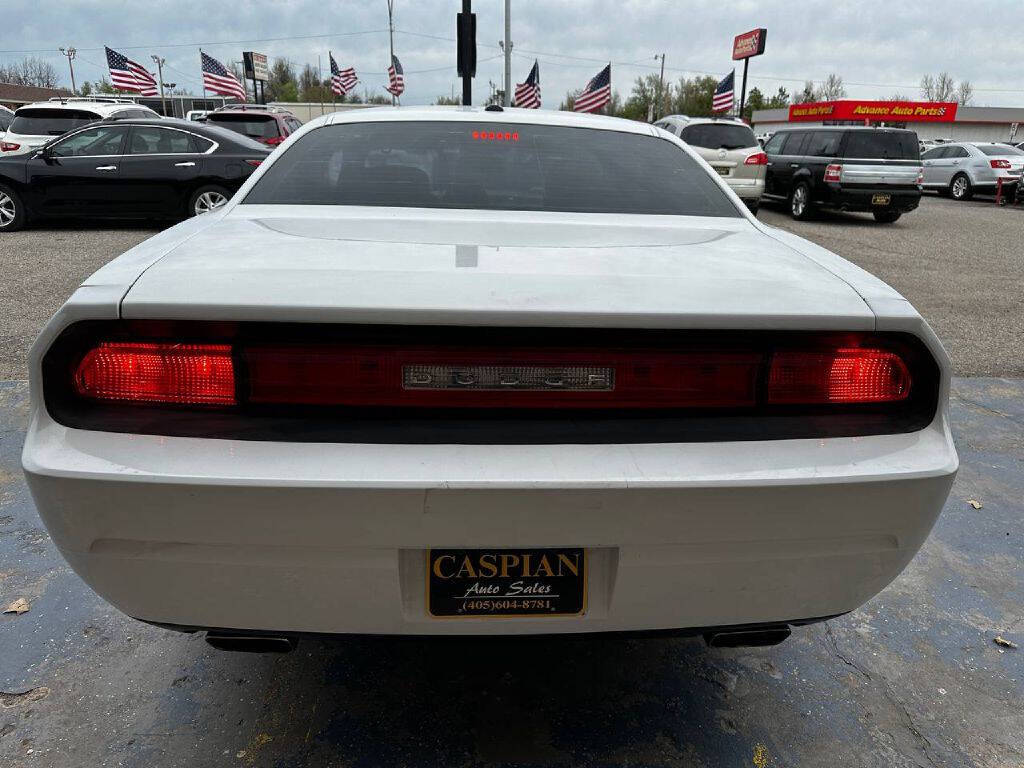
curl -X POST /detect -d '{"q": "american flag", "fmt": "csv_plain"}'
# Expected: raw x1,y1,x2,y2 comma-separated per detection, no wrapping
514,60,541,109
201,51,247,101
712,71,735,113
329,52,358,96
573,64,611,113
105,46,158,97
385,55,405,97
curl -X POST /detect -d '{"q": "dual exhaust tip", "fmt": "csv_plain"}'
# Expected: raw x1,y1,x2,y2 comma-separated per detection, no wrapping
204,625,792,653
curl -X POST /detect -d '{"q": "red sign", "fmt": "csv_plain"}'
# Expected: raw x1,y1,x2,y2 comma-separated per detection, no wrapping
732,28,767,60
787,100,958,123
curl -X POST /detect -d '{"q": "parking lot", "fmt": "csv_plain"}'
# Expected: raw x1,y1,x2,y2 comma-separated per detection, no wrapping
1,195,1022,767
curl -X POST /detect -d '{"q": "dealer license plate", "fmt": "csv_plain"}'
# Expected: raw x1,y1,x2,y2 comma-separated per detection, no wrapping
715,166,730,176
872,193,891,205
427,547,586,617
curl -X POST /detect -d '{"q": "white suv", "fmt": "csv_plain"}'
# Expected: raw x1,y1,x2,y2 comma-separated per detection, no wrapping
1,97,159,157
654,115,766,213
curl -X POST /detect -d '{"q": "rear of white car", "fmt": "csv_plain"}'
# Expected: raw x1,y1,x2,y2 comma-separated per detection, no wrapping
22,109,957,645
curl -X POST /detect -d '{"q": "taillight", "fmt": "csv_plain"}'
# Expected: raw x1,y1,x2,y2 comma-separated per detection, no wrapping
916,167,924,185
0,141,20,152
767,348,911,404
990,159,1011,169
744,151,767,165
73,342,236,405
824,163,843,182
263,136,285,146
244,159,263,167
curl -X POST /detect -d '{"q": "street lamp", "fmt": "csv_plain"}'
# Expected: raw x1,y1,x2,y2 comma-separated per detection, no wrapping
59,47,77,95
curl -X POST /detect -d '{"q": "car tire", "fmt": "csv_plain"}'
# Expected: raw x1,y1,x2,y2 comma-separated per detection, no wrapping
789,182,813,220
0,183,27,232
872,209,902,224
949,173,973,201
188,185,231,217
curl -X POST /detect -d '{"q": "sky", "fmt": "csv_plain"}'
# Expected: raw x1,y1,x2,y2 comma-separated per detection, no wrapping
5,0,1024,108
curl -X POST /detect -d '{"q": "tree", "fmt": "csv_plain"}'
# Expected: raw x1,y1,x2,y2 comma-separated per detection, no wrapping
793,80,818,104
79,81,93,96
818,73,846,101
266,58,298,102
92,77,117,94
434,95,460,105
766,86,790,108
889,92,908,101
669,75,719,116
742,86,766,121
955,80,973,106
620,73,666,121
559,89,581,111
920,72,956,101
0,56,59,88
365,93,391,105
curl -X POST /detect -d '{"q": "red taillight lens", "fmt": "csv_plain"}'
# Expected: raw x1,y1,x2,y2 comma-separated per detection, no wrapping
916,167,924,184
0,142,20,152
244,159,263,167
767,348,911,404
73,342,236,405
824,163,843,182
744,151,767,165
990,159,1011,169
263,136,285,146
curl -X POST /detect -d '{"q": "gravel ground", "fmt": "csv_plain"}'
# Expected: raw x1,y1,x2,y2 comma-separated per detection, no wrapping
0,195,1021,379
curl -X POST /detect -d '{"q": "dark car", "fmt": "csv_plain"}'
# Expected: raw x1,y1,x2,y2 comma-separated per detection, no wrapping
205,105,303,147
762,127,923,223
0,118,270,231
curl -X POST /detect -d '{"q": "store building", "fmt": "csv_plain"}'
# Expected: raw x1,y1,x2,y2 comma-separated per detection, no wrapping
752,100,1024,143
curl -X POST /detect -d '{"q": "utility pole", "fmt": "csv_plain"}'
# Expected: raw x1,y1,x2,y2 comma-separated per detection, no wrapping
151,55,167,116
655,53,665,120
387,0,396,106
502,0,511,106
59,47,77,95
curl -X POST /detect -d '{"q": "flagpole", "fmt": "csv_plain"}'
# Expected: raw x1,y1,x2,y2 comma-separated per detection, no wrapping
387,0,396,106
199,49,207,108
318,54,324,116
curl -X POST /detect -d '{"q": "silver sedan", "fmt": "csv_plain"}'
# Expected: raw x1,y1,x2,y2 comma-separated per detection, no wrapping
921,141,1024,200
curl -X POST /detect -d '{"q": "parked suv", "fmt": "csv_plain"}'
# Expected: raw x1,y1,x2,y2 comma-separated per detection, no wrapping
655,115,765,212
920,142,1024,200
205,104,303,147
762,127,922,223
1,97,159,157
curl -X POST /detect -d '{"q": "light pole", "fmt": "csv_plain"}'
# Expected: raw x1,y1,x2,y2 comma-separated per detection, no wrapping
655,53,665,120
59,47,77,95
151,55,168,115
502,0,511,107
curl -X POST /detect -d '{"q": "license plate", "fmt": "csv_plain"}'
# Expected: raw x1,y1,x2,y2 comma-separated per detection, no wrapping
872,194,891,205
427,547,586,618
715,166,730,176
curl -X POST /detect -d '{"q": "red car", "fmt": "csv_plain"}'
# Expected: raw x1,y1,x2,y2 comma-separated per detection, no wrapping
204,105,303,147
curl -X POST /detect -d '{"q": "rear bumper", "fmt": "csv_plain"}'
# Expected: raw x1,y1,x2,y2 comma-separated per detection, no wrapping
821,185,921,213
23,411,957,636
725,176,764,200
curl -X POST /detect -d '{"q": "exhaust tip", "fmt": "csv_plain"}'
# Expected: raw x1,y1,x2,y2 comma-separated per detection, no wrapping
703,626,791,648
205,634,297,653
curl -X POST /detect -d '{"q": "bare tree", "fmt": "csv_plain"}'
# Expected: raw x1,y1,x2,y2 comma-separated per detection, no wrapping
921,72,956,101
955,80,973,106
792,80,819,104
818,73,846,100
889,92,908,101
0,56,60,88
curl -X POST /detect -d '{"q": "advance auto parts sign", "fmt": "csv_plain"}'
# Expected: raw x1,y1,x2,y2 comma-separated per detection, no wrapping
788,100,958,123
732,28,767,60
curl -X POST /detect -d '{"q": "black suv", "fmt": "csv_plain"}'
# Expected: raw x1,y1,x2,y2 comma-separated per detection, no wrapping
762,127,922,223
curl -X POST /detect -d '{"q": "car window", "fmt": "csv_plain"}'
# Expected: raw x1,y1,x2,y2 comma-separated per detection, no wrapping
245,121,742,218
807,131,841,157
948,146,970,158
49,125,129,157
286,118,303,132
921,147,947,160
206,113,280,140
192,135,215,152
10,108,101,136
780,131,809,156
843,131,919,160
679,123,757,150
127,126,197,154
762,133,785,154
977,144,1024,156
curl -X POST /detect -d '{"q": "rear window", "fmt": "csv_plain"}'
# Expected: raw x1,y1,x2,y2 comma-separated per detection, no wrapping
977,144,1024,156
679,123,757,150
10,108,100,136
207,113,280,140
843,131,920,160
244,121,741,217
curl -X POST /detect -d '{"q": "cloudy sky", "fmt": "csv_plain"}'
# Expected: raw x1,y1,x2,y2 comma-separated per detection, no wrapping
5,0,1024,107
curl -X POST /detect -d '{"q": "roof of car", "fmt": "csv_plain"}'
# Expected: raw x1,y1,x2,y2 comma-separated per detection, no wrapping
15,98,158,116
319,105,658,136
108,117,273,148
772,125,916,134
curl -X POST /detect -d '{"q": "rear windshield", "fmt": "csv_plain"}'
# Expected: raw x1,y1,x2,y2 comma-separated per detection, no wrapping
207,113,280,140
10,108,100,136
977,144,1024,156
843,131,920,160
244,121,740,217
679,123,758,150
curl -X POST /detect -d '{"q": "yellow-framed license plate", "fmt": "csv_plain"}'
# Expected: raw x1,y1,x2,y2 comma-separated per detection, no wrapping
427,548,587,618
871,193,892,205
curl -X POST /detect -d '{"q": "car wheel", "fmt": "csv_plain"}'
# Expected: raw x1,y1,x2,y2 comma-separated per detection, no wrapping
950,173,973,201
789,182,812,220
872,209,902,224
0,184,26,232
189,186,231,217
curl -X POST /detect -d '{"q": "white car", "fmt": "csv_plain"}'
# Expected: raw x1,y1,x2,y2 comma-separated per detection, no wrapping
920,141,1024,200
22,107,957,651
1,97,159,157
